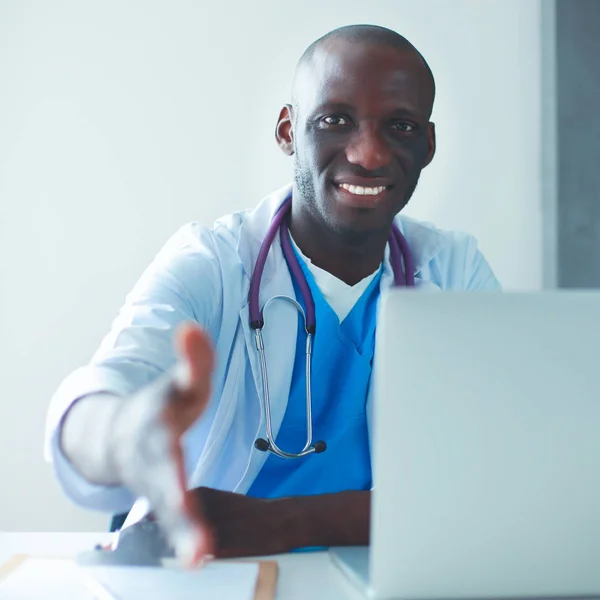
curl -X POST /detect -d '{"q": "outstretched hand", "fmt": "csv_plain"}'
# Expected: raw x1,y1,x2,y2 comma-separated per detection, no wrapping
111,323,216,565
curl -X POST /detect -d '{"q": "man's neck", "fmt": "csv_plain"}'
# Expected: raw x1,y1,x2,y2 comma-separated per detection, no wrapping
288,207,389,287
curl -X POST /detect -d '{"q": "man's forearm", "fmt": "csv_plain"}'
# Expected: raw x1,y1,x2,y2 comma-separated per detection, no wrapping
275,490,371,549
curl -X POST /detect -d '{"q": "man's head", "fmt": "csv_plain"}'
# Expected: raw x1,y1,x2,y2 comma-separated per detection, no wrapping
276,25,436,237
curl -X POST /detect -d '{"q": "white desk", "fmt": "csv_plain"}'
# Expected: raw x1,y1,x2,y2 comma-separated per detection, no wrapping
0,533,362,599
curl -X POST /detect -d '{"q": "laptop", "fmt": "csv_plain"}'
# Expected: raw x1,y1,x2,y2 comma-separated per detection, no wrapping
330,291,600,599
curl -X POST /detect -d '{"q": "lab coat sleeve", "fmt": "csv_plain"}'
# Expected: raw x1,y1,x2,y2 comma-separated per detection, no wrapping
44,222,223,513
462,235,502,291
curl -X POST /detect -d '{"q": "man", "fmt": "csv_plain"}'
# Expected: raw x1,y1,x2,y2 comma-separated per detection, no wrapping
46,24,500,562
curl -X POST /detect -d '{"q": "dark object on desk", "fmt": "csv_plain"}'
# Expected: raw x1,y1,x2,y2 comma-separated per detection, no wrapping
76,516,175,567
109,512,129,532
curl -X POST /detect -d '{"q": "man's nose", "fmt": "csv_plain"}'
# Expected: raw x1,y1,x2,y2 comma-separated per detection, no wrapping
345,125,392,171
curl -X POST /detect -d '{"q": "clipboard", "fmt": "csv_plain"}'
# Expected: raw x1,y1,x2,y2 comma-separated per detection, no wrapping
0,554,278,600
252,559,278,600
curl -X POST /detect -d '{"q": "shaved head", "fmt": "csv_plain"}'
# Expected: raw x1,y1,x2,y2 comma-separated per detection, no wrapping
292,25,435,118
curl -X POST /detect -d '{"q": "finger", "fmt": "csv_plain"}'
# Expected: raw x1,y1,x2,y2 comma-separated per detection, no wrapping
111,369,213,566
176,323,214,395
169,432,214,565
114,396,212,565
135,426,212,566
166,324,215,436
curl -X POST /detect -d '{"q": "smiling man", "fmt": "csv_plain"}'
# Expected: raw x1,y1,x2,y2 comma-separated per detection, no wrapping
47,25,500,562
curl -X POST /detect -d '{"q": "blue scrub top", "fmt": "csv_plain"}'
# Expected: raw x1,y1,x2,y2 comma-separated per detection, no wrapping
247,246,381,498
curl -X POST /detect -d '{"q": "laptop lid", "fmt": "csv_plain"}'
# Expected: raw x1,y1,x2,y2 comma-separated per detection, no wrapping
370,291,600,599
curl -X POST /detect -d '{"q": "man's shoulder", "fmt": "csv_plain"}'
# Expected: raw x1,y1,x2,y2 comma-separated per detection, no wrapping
396,214,499,290
396,214,477,272
167,183,292,254
157,211,248,259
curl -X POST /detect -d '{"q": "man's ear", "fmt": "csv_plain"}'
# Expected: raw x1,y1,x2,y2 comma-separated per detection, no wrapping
275,104,294,156
424,122,436,167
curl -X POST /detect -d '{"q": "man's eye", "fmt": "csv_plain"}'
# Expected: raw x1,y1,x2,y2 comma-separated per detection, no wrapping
391,121,416,132
321,116,350,126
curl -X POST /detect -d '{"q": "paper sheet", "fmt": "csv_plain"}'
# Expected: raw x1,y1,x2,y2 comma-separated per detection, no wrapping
0,559,93,599
0,557,260,600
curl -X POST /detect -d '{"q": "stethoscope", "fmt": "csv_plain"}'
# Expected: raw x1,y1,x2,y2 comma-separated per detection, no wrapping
249,195,415,459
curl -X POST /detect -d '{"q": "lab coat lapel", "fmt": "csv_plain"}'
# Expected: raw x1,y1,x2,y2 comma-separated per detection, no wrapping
236,182,293,281
366,215,444,456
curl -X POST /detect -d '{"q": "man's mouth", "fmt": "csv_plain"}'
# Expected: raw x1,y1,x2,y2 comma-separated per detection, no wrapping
334,181,392,208
337,183,389,196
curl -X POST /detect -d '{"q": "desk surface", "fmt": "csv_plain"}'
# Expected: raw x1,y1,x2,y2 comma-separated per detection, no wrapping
0,532,362,600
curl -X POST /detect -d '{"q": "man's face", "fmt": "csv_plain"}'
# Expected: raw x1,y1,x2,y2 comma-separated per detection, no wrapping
284,40,435,235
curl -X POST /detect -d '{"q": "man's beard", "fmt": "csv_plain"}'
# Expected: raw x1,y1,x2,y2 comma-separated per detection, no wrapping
293,157,422,218
293,158,316,205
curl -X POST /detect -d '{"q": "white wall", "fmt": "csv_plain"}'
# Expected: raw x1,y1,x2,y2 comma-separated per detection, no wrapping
0,0,542,531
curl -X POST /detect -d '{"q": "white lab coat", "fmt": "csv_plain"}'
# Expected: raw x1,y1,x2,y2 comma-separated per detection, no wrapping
45,183,500,517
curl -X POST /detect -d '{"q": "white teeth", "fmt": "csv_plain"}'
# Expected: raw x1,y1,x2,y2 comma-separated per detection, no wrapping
339,183,386,196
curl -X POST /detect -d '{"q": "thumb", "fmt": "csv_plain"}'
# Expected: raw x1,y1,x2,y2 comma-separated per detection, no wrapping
165,323,214,437
175,323,214,395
